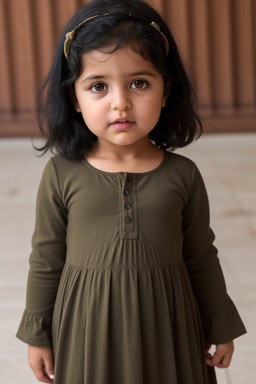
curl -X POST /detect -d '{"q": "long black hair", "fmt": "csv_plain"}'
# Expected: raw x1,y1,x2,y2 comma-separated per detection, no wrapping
37,0,202,160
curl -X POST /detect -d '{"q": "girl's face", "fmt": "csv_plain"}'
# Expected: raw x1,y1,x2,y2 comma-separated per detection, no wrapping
74,45,168,151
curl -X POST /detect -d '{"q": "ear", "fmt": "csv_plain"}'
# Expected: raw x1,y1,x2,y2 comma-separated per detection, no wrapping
162,77,172,107
75,101,81,113
70,86,81,112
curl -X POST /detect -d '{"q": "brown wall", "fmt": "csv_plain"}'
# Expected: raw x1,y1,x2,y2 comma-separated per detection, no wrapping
0,0,256,137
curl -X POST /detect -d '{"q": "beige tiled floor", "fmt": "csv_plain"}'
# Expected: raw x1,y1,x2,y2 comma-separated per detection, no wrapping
0,135,255,383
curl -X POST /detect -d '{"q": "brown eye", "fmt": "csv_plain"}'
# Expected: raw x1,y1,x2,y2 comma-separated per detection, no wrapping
91,82,106,92
131,79,149,90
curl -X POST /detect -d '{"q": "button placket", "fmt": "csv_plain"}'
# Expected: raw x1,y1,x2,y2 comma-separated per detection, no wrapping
119,173,138,239
123,175,133,230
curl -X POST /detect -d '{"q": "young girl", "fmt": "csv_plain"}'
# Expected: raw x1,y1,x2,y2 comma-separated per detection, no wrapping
16,0,246,383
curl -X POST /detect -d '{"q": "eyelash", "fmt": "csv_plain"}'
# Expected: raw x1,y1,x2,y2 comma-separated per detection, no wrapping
89,79,150,93
131,79,150,90
89,83,107,93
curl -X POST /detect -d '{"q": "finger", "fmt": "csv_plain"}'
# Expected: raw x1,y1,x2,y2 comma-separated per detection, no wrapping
205,352,213,367
215,352,233,368
211,349,224,367
211,350,232,368
30,362,52,383
212,344,234,368
44,355,54,381
205,343,214,366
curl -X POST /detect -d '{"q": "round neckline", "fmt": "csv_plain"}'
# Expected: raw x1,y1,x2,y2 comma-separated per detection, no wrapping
81,151,169,176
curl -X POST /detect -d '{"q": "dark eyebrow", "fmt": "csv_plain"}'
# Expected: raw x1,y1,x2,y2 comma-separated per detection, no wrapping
82,75,105,83
130,71,157,77
82,71,157,83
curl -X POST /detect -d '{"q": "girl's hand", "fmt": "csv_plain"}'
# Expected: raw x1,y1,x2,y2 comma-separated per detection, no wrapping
28,345,54,383
205,341,234,368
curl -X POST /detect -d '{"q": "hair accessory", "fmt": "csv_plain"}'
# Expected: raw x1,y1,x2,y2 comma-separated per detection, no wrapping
64,14,169,59
151,22,169,56
64,13,109,59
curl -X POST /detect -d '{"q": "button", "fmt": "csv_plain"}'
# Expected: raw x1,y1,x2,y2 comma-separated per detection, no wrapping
125,217,133,224
124,189,130,195
125,203,132,209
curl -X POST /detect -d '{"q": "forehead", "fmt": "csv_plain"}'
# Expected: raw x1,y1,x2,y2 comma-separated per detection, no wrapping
78,45,162,77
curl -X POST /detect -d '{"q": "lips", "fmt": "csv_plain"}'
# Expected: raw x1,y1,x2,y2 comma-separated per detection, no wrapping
110,117,135,129
111,117,134,124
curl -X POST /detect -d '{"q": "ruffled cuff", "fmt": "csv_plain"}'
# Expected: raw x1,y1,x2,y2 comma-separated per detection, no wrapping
202,298,246,345
16,309,52,347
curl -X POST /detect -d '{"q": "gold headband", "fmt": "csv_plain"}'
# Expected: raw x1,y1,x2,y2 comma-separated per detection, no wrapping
150,22,169,55
64,14,169,59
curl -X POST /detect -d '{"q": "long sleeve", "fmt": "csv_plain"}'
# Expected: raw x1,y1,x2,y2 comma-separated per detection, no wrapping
16,158,67,346
182,164,246,344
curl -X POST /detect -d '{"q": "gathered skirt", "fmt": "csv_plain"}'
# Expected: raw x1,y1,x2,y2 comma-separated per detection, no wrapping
52,249,216,384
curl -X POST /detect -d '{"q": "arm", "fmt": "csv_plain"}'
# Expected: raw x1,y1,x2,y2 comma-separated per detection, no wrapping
182,164,246,345
16,158,67,346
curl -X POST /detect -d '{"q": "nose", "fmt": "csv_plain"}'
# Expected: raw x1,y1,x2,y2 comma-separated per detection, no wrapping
111,88,132,111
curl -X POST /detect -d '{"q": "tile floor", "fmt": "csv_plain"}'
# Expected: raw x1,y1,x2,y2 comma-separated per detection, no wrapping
0,134,255,384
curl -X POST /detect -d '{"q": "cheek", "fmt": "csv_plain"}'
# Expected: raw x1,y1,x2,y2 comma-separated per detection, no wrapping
144,96,164,116
79,104,103,129
75,95,90,115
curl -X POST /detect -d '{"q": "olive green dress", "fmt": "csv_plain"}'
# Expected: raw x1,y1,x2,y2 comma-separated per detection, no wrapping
17,152,246,384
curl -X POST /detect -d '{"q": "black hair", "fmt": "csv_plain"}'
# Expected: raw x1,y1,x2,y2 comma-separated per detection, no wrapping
37,0,202,160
